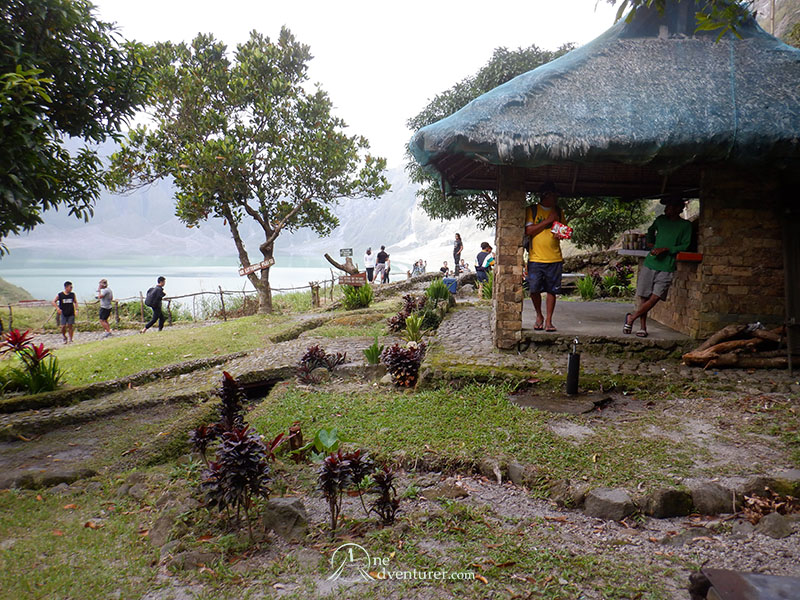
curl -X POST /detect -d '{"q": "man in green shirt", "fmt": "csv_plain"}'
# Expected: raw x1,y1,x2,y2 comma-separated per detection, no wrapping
623,196,692,337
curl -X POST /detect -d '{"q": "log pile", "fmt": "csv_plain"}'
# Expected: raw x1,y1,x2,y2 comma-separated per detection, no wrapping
682,323,788,369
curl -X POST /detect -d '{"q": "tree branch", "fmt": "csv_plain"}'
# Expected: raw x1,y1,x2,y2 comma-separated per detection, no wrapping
222,204,260,286
266,197,309,245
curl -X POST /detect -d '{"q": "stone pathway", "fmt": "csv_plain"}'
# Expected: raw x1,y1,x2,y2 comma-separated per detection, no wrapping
435,304,800,394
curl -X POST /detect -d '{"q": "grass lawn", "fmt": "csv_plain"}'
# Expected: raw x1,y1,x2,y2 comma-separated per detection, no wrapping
48,315,287,387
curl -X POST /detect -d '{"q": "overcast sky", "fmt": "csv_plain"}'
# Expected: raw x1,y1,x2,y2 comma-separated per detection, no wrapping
92,0,620,168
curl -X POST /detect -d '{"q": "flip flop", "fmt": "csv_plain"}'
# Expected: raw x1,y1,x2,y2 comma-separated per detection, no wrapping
545,326,557,332
534,321,544,331
635,330,648,338
623,313,633,334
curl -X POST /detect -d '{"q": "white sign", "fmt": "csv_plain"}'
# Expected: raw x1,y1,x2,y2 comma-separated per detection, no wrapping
238,258,275,276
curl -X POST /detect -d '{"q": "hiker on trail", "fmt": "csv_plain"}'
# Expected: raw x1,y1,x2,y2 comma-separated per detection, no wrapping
53,281,78,344
363,247,376,283
624,196,692,338
453,233,463,275
383,256,391,283
374,246,389,284
97,278,113,338
525,181,566,333
475,242,492,283
141,276,167,333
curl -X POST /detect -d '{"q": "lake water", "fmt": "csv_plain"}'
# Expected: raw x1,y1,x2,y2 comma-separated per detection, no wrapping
0,254,407,302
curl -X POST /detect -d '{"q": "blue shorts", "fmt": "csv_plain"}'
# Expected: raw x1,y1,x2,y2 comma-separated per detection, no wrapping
59,314,75,326
526,261,563,295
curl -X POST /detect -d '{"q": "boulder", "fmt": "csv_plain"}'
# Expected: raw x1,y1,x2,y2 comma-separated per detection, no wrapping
731,518,755,538
687,480,737,515
644,488,693,518
167,550,217,570
33,467,96,489
149,511,178,548
128,483,148,501
507,462,545,488
477,458,503,483
421,481,468,501
584,488,635,521
755,513,794,539
262,497,309,541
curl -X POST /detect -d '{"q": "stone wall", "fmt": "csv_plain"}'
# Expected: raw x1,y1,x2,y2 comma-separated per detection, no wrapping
492,168,527,349
649,170,785,338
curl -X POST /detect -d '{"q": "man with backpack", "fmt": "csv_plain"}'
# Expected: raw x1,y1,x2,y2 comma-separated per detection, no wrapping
141,276,167,333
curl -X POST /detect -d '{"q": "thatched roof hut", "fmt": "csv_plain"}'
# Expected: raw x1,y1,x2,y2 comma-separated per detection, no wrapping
410,0,800,358
410,2,800,198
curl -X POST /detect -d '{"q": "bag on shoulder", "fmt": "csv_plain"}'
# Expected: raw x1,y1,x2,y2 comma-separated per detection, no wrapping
144,287,158,307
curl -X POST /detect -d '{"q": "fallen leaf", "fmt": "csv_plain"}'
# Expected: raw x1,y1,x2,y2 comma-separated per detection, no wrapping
84,521,103,530
475,575,489,584
197,534,214,542
63,504,78,510
592,454,599,463
648,537,659,543
496,561,516,568
35,494,43,501
369,570,386,579
52,530,64,536
138,529,149,537
545,516,568,523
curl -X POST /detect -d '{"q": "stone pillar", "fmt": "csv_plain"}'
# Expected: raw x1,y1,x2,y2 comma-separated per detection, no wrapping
492,168,527,349
650,169,785,338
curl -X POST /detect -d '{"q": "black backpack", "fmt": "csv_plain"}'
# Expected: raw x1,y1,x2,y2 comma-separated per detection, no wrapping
144,287,158,307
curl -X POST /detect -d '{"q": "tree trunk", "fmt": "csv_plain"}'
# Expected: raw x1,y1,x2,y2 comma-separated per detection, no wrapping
252,238,275,314
324,253,358,274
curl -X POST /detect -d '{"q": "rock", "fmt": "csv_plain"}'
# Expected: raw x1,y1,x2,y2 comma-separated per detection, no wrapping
263,497,309,541
160,539,183,561
731,518,755,538
549,479,573,507
115,484,131,498
125,472,146,486
0,538,15,551
774,469,800,496
379,374,394,385
33,467,96,488
477,458,503,483
178,497,201,512
687,480,737,515
51,483,72,495
84,481,103,493
155,491,178,509
755,513,793,539
584,488,635,521
421,481,468,501
149,511,178,548
644,488,693,518
128,483,148,501
310,367,331,383
168,550,217,570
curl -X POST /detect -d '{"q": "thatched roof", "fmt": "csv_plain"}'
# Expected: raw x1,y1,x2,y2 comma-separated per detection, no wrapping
409,1,800,198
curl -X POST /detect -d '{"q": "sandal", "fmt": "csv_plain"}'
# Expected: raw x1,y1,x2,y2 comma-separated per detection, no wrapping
623,313,633,334
635,330,648,338
545,326,557,332
534,320,544,331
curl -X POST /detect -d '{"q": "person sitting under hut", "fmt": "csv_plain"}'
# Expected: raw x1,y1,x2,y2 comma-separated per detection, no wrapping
624,195,692,338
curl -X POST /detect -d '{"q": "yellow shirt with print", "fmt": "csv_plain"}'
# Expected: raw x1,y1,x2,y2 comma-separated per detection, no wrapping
525,205,563,263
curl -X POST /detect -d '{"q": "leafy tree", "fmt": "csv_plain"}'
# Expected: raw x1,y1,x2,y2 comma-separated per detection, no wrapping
0,0,149,253
406,44,649,248
607,0,754,38
108,30,388,313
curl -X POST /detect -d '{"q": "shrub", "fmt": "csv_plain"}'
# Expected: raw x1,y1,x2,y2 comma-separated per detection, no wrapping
362,335,384,365
0,329,63,394
381,342,426,388
418,304,444,330
425,279,450,302
297,345,347,383
342,284,373,310
576,275,597,300
481,271,494,299
370,465,400,525
387,294,426,332
402,314,427,343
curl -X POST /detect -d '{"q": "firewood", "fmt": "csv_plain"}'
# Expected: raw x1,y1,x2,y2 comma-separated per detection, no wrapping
752,329,781,343
706,354,788,369
693,324,748,353
683,350,719,367
683,339,760,367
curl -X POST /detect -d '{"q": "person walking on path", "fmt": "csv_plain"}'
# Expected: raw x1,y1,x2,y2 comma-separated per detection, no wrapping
53,281,78,344
374,246,389,285
525,181,566,332
141,276,167,333
624,196,692,338
363,248,376,283
97,278,113,338
383,256,391,284
475,242,492,283
453,233,463,275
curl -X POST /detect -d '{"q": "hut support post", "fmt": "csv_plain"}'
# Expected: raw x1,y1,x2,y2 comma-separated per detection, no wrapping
492,167,527,349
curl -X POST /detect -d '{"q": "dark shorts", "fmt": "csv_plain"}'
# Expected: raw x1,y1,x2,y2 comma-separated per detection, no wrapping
59,314,75,326
526,261,563,295
99,307,112,321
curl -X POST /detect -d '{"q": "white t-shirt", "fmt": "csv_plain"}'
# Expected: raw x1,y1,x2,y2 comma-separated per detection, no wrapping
364,253,376,268
99,287,113,309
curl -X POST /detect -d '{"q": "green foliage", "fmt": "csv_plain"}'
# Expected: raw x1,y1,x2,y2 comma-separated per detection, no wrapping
406,44,573,229
576,275,598,301
608,0,755,38
785,22,800,48
425,279,452,303
362,335,384,365
341,284,373,310
296,427,344,462
481,271,494,300
108,29,389,312
566,198,649,250
401,314,427,343
0,328,64,394
0,0,149,250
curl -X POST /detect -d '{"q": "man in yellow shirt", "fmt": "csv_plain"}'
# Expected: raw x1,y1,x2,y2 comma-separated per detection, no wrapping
524,181,565,332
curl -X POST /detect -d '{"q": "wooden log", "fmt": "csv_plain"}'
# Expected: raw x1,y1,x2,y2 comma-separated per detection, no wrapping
693,324,748,353
324,253,358,275
752,329,781,343
706,353,788,369
683,339,760,366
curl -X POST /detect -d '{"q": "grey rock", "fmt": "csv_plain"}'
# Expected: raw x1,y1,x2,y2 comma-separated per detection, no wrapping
477,458,503,483
115,484,131,498
421,482,468,501
149,511,178,548
755,512,793,539
155,491,178,509
84,481,103,493
731,518,755,538
168,550,217,570
584,488,635,521
507,462,545,488
645,488,693,518
262,497,309,541
125,472,146,486
379,374,394,385
773,469,800,496
310,367,331,383
51,483,72,495
178,497,201,512
549,479,573,507
128,483,148,501
33,467,96,488
160,539,183,561
688,480,737,515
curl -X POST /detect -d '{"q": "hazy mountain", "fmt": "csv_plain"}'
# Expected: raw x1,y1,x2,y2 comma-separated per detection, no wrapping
5,165,493,273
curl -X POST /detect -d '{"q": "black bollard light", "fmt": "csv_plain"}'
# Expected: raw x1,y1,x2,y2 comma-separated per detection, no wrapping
566,337,580,395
